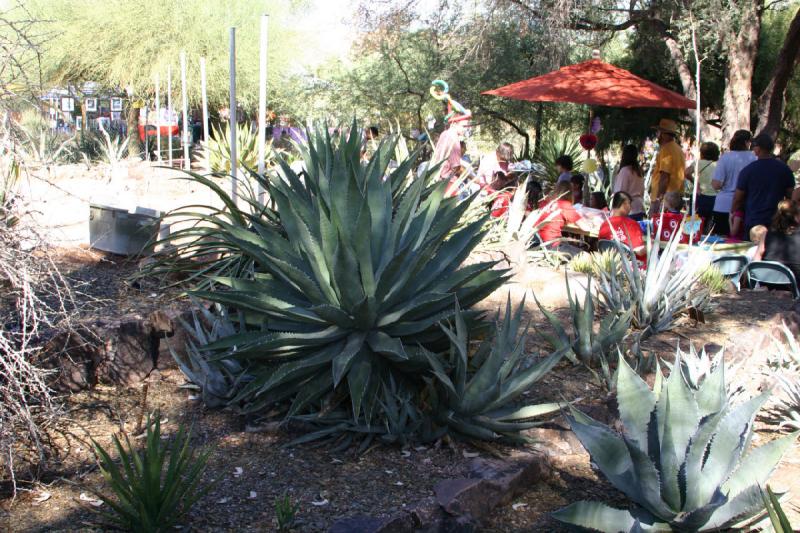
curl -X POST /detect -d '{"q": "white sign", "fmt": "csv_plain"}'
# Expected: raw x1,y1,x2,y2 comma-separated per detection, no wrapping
61,97,74,112
85,98,97,112
110,98,123,111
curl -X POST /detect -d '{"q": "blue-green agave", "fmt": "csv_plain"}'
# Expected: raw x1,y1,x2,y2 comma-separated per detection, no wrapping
553,353,797,531
177,127,520,440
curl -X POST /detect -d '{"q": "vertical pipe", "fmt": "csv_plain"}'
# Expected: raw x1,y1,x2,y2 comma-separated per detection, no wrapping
180,51,190,171
257,14,269,203
229,27,238,203
200,57,210,174
155,74,161,162
167,66,173,168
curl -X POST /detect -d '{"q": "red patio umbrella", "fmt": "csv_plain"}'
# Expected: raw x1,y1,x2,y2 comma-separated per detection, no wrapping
482,59,696,109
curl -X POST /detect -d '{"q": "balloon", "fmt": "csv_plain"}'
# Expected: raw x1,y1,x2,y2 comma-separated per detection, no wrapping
579,133,598,151
683,214,702,235
429,79,472,124
582,158,598,173
591,116,602,134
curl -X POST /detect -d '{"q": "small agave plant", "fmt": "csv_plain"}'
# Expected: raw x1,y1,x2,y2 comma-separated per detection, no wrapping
595,230,712,339
423,298,567,443
537,274,631,367
553,352,798,531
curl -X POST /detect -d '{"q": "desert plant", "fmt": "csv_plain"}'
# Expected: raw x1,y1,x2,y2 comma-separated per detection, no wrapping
275,491,300,531
567,251,594,274
97,121,129,165
762,485,795,532
553,353,797,531
568,250,621,278
423,297,566,443
595,230,712,339
696,263,730,295
197,122,271,174
531,134,583,183
762,323,800,430
91,412,211,532
171,127,509,442
537,274,631,371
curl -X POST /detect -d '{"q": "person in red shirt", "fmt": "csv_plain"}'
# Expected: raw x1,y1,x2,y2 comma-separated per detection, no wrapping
532,181,585,256
598,191,646,263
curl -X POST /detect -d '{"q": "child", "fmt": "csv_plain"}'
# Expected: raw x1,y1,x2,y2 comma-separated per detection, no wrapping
589,192,608,211
570,174,585,205
598,191,646,265
652,191,686,242
555,155,574,183
488,171,516,218
747,224,767,261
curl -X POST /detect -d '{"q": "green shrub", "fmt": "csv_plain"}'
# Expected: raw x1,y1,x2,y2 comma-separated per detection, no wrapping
91,412,211,532
696,264,730,295
553,353,797,531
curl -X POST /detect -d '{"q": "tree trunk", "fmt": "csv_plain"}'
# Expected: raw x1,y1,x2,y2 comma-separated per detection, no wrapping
533,102,544,158
126,101,141,159
663,35,711,137
755,6,800,139
720,0,764,141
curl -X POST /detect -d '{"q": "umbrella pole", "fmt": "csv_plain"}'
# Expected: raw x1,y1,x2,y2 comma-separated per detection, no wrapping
689,15,702,244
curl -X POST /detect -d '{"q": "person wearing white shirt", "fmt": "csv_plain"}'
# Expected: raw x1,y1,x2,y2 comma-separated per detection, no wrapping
711,129,756,236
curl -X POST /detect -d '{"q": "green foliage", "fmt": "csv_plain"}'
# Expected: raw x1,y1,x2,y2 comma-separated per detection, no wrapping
553,353,798,532
424,298,567,443
97,122,129,164
595,231,712,339
169,127,561,445
197,123,272,174
531,135,584,183
762,485,795,533
275,491,300,531
696,264,730,295
0,156,21,228
12,108,76,165
91,412,211,532
763,323,800,431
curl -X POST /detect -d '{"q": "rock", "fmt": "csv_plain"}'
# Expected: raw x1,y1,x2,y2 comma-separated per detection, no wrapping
434,453,553,522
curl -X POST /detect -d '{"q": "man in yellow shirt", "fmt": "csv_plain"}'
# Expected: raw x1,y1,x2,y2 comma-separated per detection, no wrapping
650,119,685,214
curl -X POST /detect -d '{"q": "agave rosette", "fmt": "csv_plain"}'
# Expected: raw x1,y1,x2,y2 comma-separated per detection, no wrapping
191,127,508,426
553,352,797,531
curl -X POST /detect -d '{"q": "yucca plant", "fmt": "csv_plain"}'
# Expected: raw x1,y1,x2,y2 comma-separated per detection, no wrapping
568,252,594,275
91,412,211,532
423,298,567,443
175,126,508,441
553,352,798,531
595,230,712,339
197,122,271,174
696,264,730,295
98,122,130,165
531,134,583,183
762,323,800,430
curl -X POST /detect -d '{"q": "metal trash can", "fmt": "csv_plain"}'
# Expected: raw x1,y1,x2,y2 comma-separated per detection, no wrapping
89,203,162,255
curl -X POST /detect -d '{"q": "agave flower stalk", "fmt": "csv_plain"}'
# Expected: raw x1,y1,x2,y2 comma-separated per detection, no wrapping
553,352,797,531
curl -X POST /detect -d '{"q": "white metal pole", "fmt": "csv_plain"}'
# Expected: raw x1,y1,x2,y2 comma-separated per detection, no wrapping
257,14,269,203
180,51,190,171
167,66,173,168
155,74,161,162
200,57,210,174
229,27,238,203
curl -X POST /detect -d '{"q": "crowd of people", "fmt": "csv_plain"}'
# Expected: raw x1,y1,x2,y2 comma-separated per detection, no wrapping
425,115,800,280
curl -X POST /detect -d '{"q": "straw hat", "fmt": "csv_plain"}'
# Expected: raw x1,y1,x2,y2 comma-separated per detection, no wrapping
653,118,679,135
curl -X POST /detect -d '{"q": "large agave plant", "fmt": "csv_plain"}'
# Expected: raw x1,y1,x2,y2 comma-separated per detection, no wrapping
553,352,798,531
183,127,508,437
595,229,712,338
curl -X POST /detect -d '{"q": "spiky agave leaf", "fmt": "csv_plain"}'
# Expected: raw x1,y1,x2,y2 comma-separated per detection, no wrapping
594,228,711,338
180,124,508,442
553,353,798,532
425,296,567,443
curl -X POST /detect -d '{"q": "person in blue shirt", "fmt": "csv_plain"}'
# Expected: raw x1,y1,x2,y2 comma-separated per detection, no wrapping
731,134,796,238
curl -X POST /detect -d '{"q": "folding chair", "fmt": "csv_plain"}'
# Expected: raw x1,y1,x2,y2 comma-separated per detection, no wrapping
741,261,800,299
711,254,748,290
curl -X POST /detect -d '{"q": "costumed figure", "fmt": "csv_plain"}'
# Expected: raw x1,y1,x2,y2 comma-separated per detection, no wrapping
429,80,472,197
